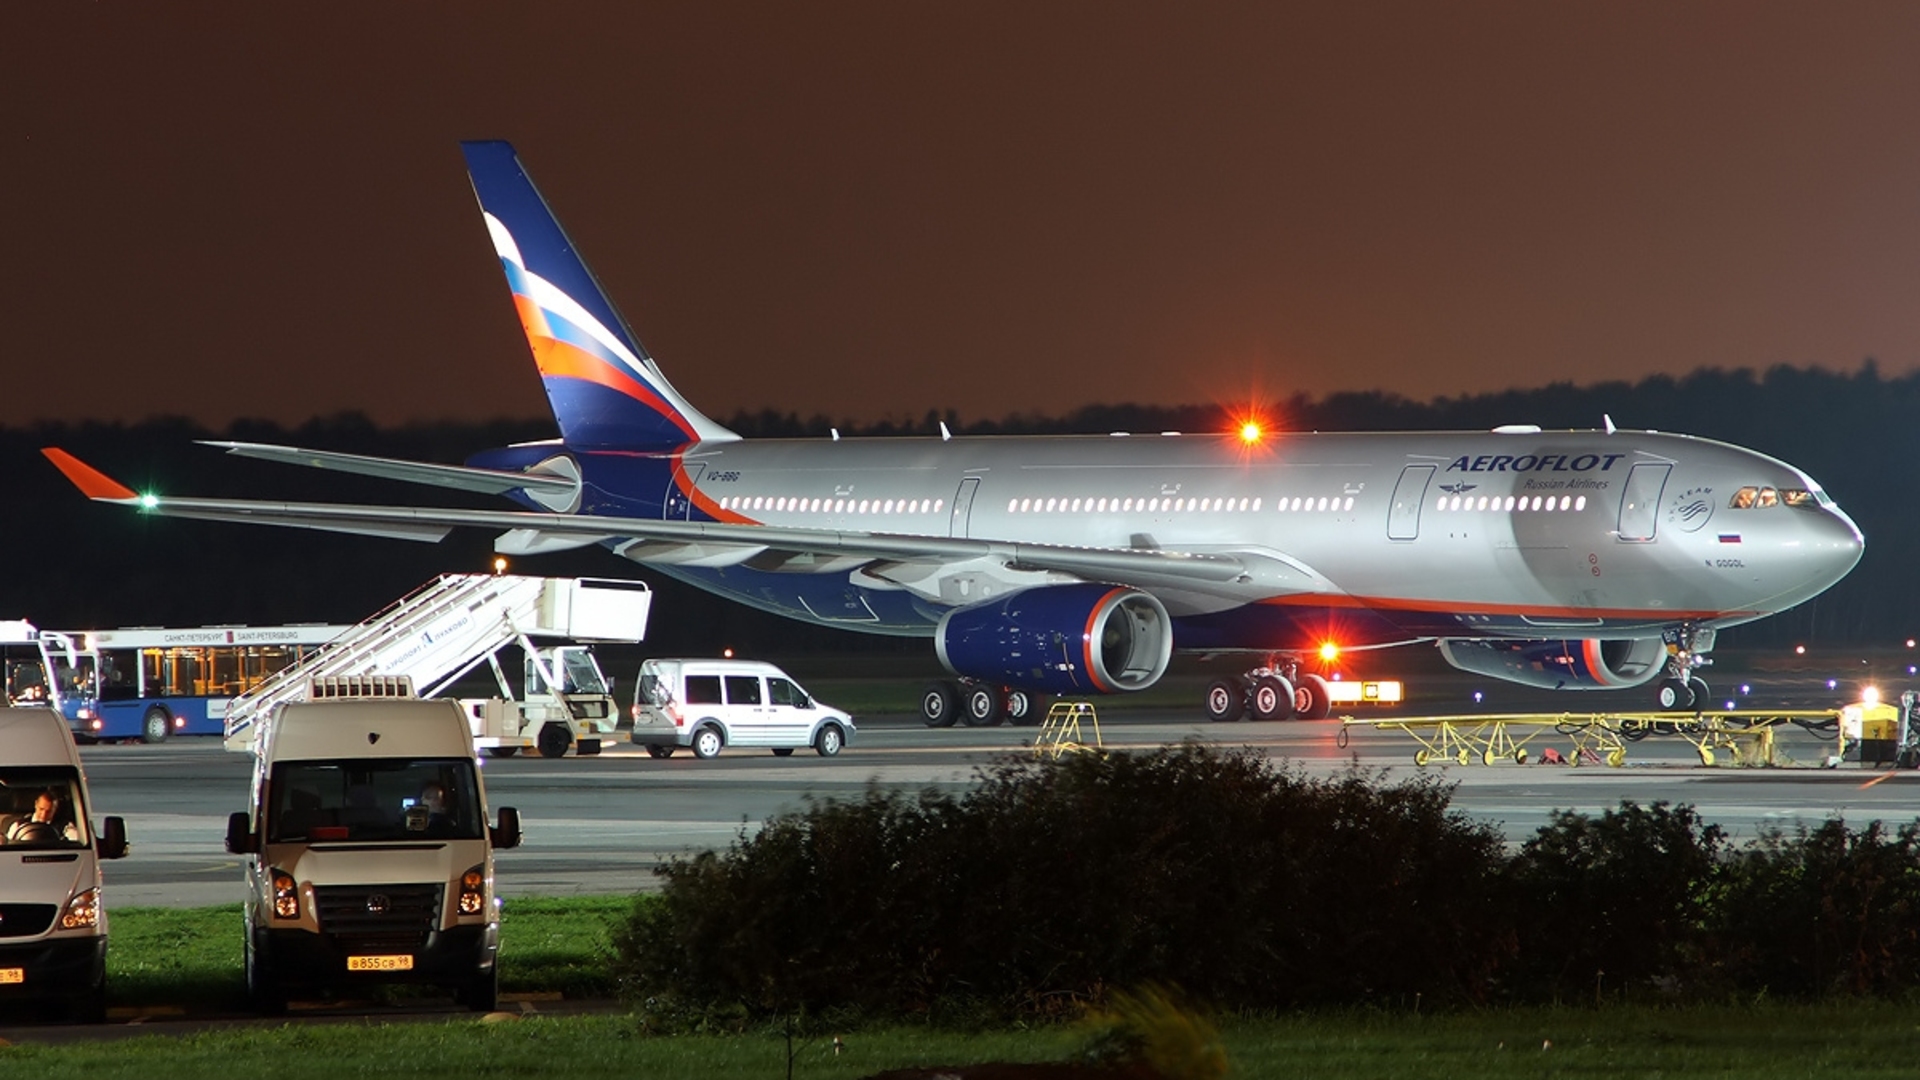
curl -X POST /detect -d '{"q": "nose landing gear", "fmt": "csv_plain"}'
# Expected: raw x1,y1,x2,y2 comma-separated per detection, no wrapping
1655,624,1716,711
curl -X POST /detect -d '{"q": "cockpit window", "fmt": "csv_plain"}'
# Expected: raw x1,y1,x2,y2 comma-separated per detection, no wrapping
1730,487,1757,509
1781,488,1817,509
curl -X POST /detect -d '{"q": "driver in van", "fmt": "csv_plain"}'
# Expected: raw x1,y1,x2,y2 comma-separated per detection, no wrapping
5,789,79,843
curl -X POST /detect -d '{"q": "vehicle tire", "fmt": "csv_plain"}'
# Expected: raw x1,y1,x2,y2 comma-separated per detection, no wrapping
65,969,108,1024
141,706,171,744
458,968,498,1013
962,684,1004,727
771,747,795,757
1251,675,1297,720
246,935,285,1016
1688,677,1712,710
577,738,602,756
921,681,959,728
816,723,845,757
483,747,519,758
1204,679,1245,722
691,725,724,760
1005,690,1044,726
1294,673,1334,720
644,744,675,759
535,723,573,759
1656,678,1695,711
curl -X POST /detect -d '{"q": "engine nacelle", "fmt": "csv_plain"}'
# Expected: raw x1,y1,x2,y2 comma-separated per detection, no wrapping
935,584,1173,695
1437,638,1667,690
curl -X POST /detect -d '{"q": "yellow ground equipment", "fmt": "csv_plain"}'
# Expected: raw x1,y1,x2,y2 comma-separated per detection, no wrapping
1032,700,1103,758
1341,707,1849,768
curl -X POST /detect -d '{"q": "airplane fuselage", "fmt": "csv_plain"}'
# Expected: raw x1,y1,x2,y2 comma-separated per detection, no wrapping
489,427,1862,654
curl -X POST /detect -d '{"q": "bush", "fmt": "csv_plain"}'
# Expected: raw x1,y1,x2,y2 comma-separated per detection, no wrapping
610,744,1509,1020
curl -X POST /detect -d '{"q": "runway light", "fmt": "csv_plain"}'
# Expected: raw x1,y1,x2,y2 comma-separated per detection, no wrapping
1472,690,1484,704
1740,684,1751,695
492,556,508,574
722,647,734,659
1907,639,1916,649
1725,700,1736,710
1827,679,1838,690
1796,645,1807,655
1318,641,1340,662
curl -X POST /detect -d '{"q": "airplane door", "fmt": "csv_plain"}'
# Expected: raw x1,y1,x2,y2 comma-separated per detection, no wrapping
664,463,705,520
1387,465,1435,541
949,477,980,538
1617,463,1670,542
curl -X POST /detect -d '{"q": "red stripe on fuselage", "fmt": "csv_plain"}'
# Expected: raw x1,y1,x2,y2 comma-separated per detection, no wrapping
1257,592,1746,622
672,456,755,524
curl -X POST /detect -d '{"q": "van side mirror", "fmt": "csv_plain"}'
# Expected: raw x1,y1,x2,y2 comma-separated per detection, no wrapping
225,811,256,855
491,806,522,850
97,816,129,860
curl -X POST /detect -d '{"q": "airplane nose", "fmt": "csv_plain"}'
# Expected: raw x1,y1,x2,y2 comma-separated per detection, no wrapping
1813,504,1865,584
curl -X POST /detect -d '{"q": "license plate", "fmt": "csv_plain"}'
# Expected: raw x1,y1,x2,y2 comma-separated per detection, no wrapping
0,968,22,984
346,954,414,972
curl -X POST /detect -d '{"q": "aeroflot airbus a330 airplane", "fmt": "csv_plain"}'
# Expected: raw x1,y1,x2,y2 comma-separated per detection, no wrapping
46,141,1865,726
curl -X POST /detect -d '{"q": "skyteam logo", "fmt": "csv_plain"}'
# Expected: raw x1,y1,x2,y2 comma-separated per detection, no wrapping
1665,486,1715,533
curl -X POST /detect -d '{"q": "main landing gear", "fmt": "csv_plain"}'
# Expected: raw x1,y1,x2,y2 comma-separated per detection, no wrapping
1204,659,1334,722
1653,624,1717,711
921,679,1047,728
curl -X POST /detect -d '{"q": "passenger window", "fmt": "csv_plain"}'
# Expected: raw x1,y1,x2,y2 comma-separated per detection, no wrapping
724,675,763,705
768,678,809,708
1756,487,1778,508
1730,487,1758,509
685,675,722,705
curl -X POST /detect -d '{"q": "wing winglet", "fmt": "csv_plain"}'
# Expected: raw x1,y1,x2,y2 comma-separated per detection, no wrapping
41,448,140,502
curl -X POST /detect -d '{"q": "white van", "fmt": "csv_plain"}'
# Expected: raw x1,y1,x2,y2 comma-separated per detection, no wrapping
0,707,129,1023
225,679,521,1013
629,659,855,759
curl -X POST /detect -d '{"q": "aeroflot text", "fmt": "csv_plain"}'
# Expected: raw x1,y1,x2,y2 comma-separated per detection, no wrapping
1446,453,1627,474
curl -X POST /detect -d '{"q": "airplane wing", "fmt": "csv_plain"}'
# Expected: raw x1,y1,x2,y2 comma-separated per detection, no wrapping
197,440,580,500
41,448,1330,596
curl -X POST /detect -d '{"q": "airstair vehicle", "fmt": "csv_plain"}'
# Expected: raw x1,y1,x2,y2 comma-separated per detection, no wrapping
222,574,651,754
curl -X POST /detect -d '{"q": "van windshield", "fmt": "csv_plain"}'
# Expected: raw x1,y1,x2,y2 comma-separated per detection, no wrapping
268,759,483,843
0,768,90,849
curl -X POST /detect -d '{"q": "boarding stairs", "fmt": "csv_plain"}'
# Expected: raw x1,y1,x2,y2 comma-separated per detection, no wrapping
222,573,651,752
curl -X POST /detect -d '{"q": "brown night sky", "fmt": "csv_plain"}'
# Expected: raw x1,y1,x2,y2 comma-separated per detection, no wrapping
10,3,1920,429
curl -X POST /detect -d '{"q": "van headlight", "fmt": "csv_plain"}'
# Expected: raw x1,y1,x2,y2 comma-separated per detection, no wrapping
60,887,101,930
458,865,486,916
270,868,300,920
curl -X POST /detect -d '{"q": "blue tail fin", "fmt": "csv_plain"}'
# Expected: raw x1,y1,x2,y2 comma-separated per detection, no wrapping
461,140,737,450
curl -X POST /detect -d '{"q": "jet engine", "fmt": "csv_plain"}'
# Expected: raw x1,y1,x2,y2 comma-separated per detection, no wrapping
934,584,1173,694
1437,638,1667,690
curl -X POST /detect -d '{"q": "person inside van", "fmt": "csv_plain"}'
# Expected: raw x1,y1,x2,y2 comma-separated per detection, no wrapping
5,789,79,844
407,781,454,836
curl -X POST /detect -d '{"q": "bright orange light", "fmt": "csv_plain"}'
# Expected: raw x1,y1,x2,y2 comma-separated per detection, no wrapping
1318,641,1340,662
1239,421,1262,444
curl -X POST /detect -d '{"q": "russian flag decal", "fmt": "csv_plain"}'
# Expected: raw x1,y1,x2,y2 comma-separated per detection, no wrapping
1718,534,1742,544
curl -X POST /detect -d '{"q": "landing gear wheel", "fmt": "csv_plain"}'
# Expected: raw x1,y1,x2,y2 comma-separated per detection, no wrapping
1204,679,1245,722
483,747,519,758
644,744,675,759
142,706,171,744
920,682,959,728
1688,677,1712,710
1656,678,1696,711
691,725,724,759
1250,675,1297,720
962,684,1004,727
1294,673,1333,720
536,723,573,759
1005,690,1042,726
816,723,845,757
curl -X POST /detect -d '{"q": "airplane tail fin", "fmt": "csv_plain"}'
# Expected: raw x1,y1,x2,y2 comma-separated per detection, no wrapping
461,140,738,450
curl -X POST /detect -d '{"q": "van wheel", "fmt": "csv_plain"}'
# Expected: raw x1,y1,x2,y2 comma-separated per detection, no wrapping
816,724,845,757
771,747,795,757
458,969,498,1013
483,747,519,758
536,723,573,759
246,936,285,1016
65,970,107,1024
644,744,675,759
691,726,724,759
142,707,171,744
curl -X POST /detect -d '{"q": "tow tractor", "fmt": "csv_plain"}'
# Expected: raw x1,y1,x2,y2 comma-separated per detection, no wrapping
465,644,620,759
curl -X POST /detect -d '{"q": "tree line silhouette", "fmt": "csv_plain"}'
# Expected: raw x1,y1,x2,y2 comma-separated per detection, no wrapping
2,363,1903,652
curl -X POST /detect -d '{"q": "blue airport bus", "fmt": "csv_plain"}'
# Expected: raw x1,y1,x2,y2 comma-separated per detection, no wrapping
54,625,347,742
